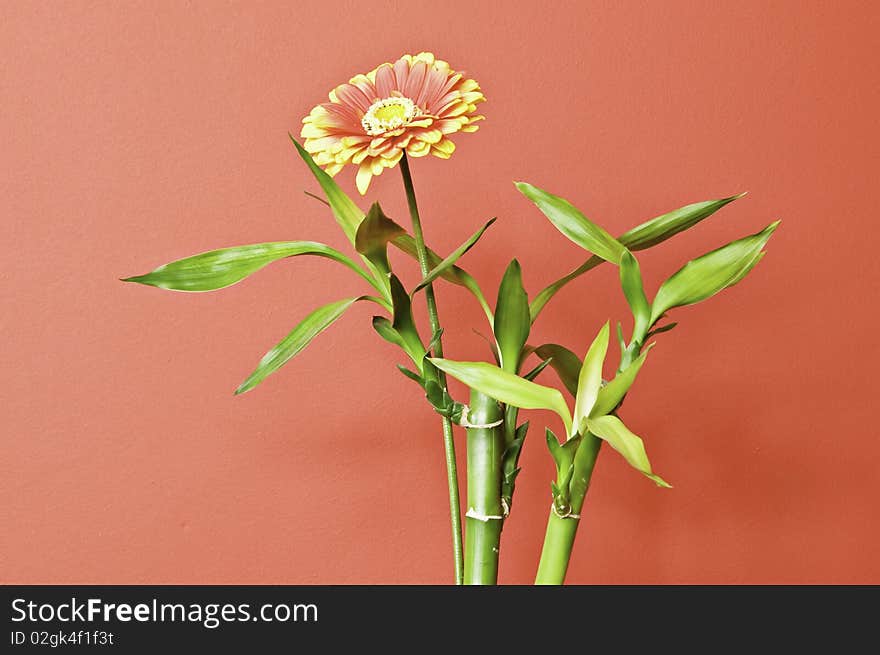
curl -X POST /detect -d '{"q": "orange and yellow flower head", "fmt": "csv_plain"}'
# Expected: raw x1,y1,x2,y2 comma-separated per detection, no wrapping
301,53,485,194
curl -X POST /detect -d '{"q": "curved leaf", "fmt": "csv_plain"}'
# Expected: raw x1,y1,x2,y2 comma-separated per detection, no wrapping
533,344,582,396
388,275,425,364
291,136,363,245
516,182,624,264
355,203,406,277
621,193,746,251
235,297,368,394
573,322,610,436
529,193,747,322
123,241,375,293
620,250,650,341
414,218,497,293
494,259,530,373
650,221,779,324
393,235,493,322
591,345,652,418
428,358,572,436
586,415,670,487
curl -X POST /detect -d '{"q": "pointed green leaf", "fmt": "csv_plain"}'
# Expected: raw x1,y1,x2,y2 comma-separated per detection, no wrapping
291,136,363,245
122,241,375,293
533,344,582,396
620,250,650,340
616,322,627,354
586,415,670,487
646,322,678,339
372,316,407,349
650,221,779,324
355,203,406,277
392,235,493,322
621,193,747,251
389,275,425,364
473,329,501,365
494,259,530,373
591,345,652,417
235,297,366,394
573,322,610,436
516,182,624,264
413,218,497,293
523,357,552,382
396,364,424,387
529,193,747,321
428,358,572,436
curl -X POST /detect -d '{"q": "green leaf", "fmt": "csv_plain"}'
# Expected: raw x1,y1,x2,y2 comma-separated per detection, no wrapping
413,218,497,293
620,192,747,251
529,192,747,321
355,203,406,277
591,345,652,417
586,414,671,487
650,221,779,324
573,322,610,436
392,235,494,322
615,322,627,354
235,297,367,394
372,316,407,349
473,329,501,365
396,364,424,387
646,322,678,339
533,344,582,396
516,182,624,264
291,136,363,246
546,429,581,506
494,259,530,373
620,250,650,340
122,241,376,293
522,357,552,382
428,358,572,436
389,275,425,365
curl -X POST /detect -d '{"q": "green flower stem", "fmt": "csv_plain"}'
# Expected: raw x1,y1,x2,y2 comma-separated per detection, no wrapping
399,154,464,586
535,434,602,584
464,389,505,585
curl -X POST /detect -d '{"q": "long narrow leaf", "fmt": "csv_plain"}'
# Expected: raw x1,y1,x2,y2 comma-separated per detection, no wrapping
428,358,572,436
621,193,746,251
586,415,670,487
291,136,363,245
494,259,530,373
413,218,496,293
355,203,406,277
620,250,650,340
123,241,375,293
534,344,582,397
393,235,493,322
235,297,368,394
516,182,624,264
529,193,747,321
572,322,610,435
591,345,652,417
650,221,779,324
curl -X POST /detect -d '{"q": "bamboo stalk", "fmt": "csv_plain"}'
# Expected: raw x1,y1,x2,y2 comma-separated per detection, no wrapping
535,434,602,584
464,390,505,585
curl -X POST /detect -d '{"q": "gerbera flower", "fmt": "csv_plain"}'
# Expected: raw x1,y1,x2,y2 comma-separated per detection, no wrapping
301,52,485,195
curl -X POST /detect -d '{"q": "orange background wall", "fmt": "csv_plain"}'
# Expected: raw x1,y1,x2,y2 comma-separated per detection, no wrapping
3,0,878,584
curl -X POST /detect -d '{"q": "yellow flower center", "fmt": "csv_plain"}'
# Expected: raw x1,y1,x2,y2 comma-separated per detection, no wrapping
361,97,421,136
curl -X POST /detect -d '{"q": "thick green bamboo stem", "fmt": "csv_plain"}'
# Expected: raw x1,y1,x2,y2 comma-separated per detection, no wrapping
464,390,505,585
535,434,602,584
399,154,463,585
